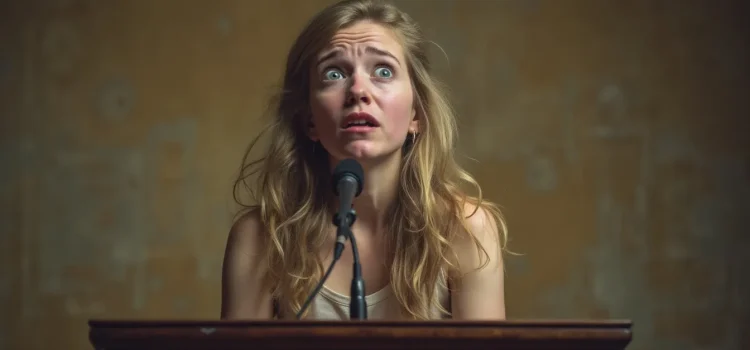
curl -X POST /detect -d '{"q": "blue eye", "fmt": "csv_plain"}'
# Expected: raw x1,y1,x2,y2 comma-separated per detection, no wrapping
324,69,345,80
374,67,393,78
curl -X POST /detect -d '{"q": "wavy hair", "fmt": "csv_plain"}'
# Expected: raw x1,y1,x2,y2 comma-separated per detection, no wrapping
233,0,508,320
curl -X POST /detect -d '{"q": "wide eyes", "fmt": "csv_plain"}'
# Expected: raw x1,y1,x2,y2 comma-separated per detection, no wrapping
374,67,393,78
322,66,394,81
324,69,345,80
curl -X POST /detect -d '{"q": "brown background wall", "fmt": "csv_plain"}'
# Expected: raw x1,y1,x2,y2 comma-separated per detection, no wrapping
1,0,748,349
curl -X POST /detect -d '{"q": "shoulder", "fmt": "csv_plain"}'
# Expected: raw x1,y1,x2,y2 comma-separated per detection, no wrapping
446,198,507,319
225,209,267,260
224,208,270,271
221,208,273,319
462,200,502,244
229,209,266,244
451,199,505,274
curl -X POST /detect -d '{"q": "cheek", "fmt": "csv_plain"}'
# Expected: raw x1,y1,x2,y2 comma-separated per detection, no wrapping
310,92,343,129
380,90,415,132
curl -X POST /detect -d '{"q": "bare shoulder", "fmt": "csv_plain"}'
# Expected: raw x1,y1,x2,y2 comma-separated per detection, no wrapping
453,199,505,273
221,209,274,319
224,210,267,269
449,198,507,319
227,209,266,250
462,201,503,245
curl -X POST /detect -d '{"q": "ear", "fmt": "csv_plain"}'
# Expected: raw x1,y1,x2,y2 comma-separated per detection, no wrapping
307,119,319,141
409,107,419,134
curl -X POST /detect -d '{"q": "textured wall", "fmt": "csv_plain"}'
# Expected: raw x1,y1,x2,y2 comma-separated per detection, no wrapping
1,0,748,349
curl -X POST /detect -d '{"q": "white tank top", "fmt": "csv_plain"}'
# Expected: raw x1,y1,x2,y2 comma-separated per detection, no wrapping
277,283,452,320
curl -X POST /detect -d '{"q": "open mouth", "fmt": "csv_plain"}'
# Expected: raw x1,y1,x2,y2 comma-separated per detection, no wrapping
344,120,378,128
341,112,380,129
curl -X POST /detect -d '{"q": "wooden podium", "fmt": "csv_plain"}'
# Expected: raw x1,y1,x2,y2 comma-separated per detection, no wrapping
88,319,632,349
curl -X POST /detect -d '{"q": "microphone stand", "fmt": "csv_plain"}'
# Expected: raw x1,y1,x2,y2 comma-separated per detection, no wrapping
334,208,367,320
296,159,366,320
295,207,367,320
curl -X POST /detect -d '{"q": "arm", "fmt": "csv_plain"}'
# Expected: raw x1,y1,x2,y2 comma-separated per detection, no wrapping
220,210,274,319
450,204,506,320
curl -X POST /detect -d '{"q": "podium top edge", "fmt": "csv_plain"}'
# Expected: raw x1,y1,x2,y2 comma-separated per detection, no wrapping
88,319,633,329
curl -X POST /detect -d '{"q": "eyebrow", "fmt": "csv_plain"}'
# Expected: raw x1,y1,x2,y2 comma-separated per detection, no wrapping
316,47,401,68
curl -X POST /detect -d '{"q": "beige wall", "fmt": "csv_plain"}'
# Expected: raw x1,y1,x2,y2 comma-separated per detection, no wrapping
1,0,748,349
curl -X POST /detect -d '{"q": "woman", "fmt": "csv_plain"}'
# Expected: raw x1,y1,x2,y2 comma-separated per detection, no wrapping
221,0,509,320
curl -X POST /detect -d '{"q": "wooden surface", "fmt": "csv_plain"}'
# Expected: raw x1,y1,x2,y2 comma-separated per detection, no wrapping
88,319,633,349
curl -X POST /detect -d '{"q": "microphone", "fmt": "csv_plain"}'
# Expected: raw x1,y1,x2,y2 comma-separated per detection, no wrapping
331,159,363,258
296,159,367,320
331,159,367,320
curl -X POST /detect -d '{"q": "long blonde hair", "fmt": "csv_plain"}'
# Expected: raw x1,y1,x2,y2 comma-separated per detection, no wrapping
233,0,508,319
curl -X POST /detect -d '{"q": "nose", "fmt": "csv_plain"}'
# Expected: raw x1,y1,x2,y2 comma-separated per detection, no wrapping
346,72,371,106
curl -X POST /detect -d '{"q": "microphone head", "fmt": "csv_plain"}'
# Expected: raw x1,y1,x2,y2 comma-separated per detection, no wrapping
332,158,364,197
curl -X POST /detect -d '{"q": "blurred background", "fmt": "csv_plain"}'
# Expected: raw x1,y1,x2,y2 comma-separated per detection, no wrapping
1,0,748,349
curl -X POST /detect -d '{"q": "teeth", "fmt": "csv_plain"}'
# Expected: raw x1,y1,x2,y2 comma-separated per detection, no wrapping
347,120,371,126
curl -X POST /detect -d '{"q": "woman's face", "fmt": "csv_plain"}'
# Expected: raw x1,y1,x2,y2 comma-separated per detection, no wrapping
307,20,418,163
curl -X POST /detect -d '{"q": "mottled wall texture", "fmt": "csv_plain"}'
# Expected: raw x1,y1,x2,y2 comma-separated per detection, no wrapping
1,0,748,349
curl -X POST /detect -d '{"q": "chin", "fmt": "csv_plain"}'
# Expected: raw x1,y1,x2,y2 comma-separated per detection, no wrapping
325,140,401,164
338,145,400,164
340,148,378,160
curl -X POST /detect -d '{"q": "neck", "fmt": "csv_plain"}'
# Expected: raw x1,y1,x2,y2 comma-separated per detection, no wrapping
330,154,401,233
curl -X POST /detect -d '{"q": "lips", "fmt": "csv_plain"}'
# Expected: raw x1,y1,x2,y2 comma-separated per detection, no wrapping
341,112,380,129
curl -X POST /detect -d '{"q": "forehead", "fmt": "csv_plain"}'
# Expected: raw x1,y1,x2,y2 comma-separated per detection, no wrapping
317,21,405,59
